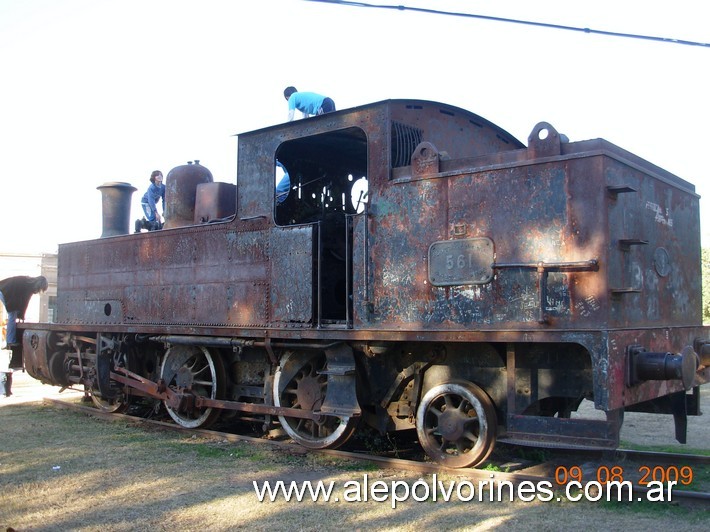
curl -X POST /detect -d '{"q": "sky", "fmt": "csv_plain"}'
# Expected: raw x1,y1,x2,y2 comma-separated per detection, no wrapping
1,0,708,253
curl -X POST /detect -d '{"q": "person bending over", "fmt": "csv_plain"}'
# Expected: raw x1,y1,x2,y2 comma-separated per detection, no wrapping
0,275,48,348
284,86,335,121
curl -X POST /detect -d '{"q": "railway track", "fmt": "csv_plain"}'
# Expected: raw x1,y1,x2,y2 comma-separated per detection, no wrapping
43,396,710,507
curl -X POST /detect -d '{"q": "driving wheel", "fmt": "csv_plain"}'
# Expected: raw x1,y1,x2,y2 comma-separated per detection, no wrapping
273,351,357,449
416,380,497,468
89,347,130,414
160,345,225,428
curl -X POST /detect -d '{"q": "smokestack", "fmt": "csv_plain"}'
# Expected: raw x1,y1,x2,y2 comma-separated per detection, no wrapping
97,182,137,237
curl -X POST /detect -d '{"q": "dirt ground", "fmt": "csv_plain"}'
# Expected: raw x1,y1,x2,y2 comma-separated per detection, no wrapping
1,370,87,405
1,371,708,531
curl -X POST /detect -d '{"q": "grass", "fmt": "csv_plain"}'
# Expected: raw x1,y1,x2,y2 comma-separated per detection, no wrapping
1,401,709,531
617,441,710,493
619,440,710,457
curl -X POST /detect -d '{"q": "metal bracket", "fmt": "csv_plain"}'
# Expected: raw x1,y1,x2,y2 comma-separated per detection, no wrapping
380,361,432,409
319,343,361,417
493,259,599,324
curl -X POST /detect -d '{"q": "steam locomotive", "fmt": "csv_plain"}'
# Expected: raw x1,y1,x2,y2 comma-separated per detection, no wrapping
20,99,709,467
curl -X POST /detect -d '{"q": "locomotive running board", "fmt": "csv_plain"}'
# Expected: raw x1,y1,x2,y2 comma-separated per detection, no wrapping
500,413,622,449
110,367,359,421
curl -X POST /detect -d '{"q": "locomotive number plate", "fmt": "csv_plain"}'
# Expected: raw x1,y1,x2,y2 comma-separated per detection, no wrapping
428,237,494,286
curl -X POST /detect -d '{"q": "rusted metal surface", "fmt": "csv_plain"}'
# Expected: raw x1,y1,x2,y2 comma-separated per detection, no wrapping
164,161,213,229
57,226,272,328
21,329,52,383
605,327,709,410
270,226,313,325
366,120,701,332
194,182,236,223
502,413,622,449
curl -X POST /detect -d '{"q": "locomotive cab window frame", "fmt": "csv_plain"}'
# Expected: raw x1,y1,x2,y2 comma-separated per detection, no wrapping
274,127,368,226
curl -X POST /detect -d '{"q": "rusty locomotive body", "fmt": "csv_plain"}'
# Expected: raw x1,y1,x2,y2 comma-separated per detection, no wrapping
21,99,710,467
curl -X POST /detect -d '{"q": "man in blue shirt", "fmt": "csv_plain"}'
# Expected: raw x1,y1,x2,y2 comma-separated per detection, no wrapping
275,161,290,204
284,86,336,121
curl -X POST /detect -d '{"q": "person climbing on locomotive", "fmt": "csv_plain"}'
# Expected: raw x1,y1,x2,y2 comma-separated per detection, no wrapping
275,160,290,204
136,170,165,232
0,275,48,348
284,86,335,121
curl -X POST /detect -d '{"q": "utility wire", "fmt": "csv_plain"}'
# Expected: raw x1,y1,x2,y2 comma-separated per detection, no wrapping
305,0,710,48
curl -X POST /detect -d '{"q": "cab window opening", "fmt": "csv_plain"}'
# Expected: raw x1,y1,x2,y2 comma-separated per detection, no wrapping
274,127,368,227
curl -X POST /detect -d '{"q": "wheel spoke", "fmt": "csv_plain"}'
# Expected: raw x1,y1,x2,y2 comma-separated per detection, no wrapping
458,399,471,413
307,363,317,378
193,365,210,377
463,430,478,442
